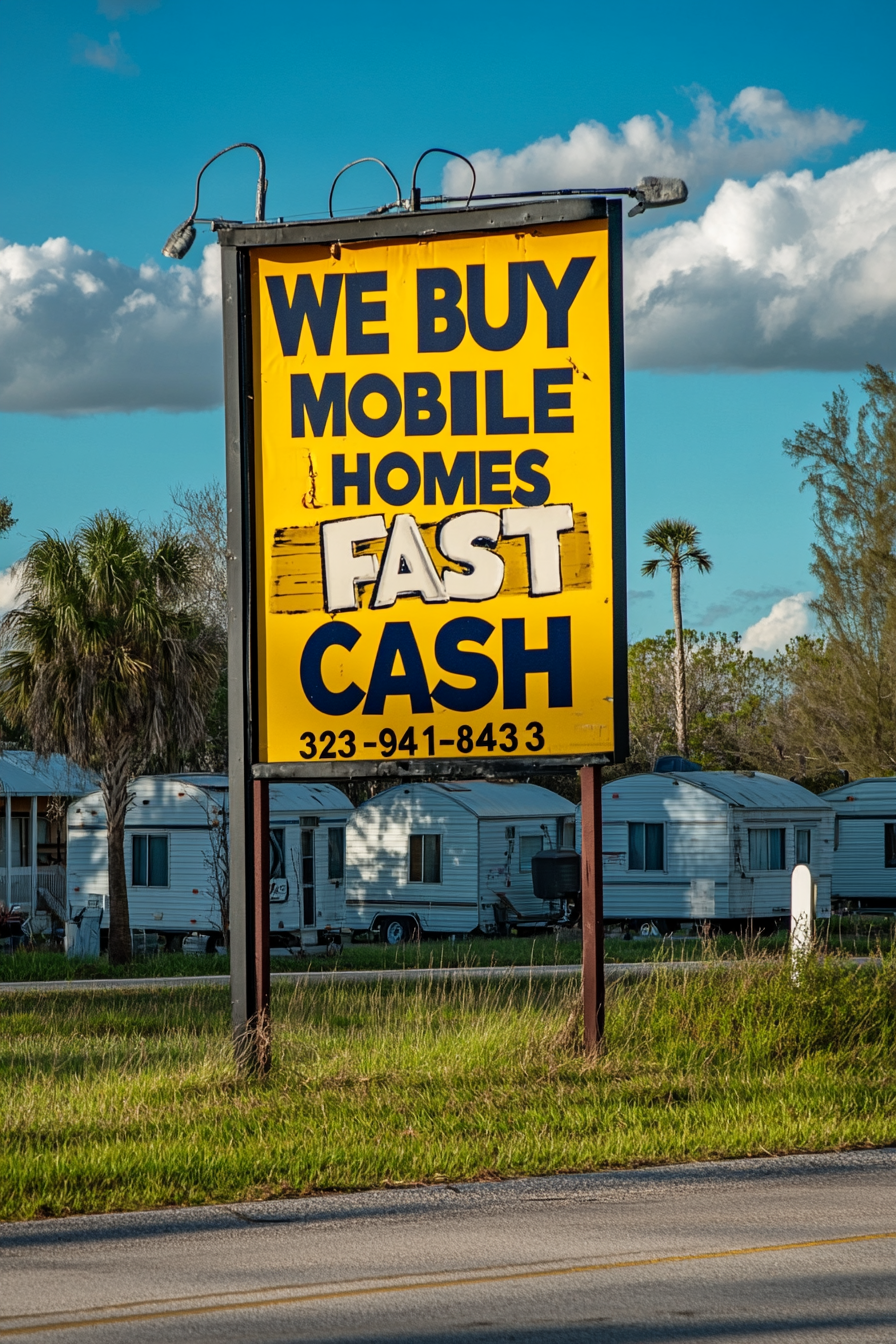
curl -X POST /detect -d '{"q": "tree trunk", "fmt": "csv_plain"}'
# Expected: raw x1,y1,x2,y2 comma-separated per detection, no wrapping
670,564,687,756
102,751,133,965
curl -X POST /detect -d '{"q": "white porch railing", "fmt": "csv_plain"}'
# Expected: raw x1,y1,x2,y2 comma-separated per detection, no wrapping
0,868,67,922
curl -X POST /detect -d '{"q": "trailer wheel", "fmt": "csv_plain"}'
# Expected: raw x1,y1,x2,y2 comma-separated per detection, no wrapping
379,917,414,946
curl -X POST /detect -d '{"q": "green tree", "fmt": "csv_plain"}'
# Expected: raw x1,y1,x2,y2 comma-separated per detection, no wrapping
0,497,14,538
641,519,712,756
0,513,223,963
147,482,228,773
784,364,896,777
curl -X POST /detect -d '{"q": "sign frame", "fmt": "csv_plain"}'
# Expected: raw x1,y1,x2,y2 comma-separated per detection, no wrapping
220,195,628,788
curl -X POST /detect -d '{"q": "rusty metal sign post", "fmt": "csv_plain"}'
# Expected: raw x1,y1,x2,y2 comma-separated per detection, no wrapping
171,159,687,1071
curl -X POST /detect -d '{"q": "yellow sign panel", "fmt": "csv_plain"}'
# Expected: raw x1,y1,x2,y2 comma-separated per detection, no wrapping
250,216,622,766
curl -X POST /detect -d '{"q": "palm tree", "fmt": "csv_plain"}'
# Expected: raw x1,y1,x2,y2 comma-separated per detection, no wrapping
0,513,223,963
641,518,712,757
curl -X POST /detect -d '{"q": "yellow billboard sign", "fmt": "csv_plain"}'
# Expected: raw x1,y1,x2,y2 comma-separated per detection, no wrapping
248,208,625,768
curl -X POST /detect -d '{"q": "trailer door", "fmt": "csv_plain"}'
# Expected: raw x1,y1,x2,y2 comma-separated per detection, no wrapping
299,828,315,928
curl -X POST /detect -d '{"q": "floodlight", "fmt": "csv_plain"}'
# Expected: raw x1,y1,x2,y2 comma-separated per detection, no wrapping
162,142,267,259
627,177,688,217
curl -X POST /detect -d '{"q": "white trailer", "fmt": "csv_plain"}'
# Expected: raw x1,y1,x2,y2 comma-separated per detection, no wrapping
344,781,576,943
576,770,834,931
66,774,353,949
822,778,896,911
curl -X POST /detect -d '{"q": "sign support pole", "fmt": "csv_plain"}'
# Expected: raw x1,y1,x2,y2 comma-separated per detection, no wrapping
252,778,271,1072
580,764,604,1054
223,244,271,1074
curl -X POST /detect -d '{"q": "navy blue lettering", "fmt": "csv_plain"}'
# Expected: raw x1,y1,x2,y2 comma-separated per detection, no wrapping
300,623,364,716
404,373,447,436
346,273,388,355
467,263,528,351
502,617,572,709
417,268,465,353
291,373,346,438
480,450,512,505
424,452,476,506
432,618,498,712
348,374,402,437
375,452,421,506
363,623,433,715
513,450,551,506
534,368,573,433
266,273,342,357
485,370,528,435
450,371,477,435
526,258,594,347
332,454,370,506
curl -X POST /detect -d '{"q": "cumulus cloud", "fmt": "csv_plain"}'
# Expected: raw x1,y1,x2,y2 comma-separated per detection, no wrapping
0,237,222,414
741,592,814,657
0,566,23,618
693,587,791,627
72,31,138,75
2,123,894,415
626,149,896,370
445,88,861,200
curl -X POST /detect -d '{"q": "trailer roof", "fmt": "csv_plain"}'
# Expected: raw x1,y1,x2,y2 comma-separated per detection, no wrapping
376,780,575,819
171,775,353,812
822,777,896,806
612,771,832,811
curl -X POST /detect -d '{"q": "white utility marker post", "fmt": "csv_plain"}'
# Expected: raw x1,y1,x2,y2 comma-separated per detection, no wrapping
791,863,815,982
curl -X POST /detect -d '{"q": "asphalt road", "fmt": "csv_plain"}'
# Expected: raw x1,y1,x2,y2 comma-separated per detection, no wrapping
1,1150,895,1342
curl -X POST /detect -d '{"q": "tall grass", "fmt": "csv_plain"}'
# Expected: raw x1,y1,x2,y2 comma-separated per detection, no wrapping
1,950,895,1220
2,917,892,983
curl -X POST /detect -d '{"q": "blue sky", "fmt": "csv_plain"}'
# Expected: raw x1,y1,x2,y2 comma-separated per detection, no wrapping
2,0,895,649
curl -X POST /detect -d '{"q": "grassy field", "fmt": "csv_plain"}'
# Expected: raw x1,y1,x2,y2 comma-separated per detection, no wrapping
1,917,892,982
2,950,895,1221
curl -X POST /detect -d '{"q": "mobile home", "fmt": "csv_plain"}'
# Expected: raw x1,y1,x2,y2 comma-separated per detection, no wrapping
344,781,576,942
66,774,353,949
822,778,896,911
1,752,97,932
577,770,834,931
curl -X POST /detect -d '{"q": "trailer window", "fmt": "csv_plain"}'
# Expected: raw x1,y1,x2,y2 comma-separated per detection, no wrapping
885,824,896,868
409,834,441,883
628,823,664,871
328,827,345,881
132,834,168,887
519,835,544,872
558,817,576,849
795,829,811,865
748,829,785,871
269,829,285,880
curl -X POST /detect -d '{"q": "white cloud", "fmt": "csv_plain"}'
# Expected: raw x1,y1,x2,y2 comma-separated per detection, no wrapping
0,108,892,418
626,150,896,370
0,566,23,617
445,88,861,200
0,237,222,414
628,147,896,370
72,31,138,75
741,592,814,657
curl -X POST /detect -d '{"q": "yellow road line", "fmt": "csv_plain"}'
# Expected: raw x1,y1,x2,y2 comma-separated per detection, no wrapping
1,1230,893,1337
